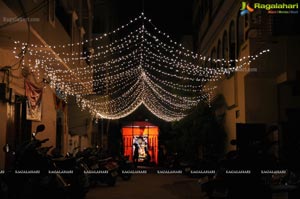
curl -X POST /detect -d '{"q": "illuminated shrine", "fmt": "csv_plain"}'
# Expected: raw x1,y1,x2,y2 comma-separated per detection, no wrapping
122,121,159,164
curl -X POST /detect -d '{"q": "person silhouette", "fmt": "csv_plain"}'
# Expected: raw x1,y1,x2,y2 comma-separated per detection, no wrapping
133,143,139,167
144,148,151,165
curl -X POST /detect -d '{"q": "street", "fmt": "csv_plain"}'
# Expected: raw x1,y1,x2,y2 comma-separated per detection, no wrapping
1,1,299,199
86,174,204,199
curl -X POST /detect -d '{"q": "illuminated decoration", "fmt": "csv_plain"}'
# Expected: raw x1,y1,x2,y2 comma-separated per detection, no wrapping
13,13,270,121
122,121,159,164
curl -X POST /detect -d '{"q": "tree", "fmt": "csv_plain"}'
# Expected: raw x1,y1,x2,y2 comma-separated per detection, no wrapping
171,100,227,163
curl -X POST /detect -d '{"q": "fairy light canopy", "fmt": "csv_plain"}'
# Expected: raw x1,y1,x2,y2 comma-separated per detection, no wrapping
14,13,270,122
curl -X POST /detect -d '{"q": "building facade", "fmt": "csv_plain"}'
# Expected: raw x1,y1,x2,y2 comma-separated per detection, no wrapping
193,0,300,164
0,0,94,169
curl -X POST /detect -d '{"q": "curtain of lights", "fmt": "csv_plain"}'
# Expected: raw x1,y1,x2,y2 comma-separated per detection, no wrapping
13,13,269,121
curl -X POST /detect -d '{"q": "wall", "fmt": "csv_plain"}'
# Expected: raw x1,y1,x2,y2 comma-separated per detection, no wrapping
206,43,251,152
0,49,9,169
0,102,7,169
0,0,90,168
0,48,58,162
31,86,57,150
67,96,93,152
0,0,95,162
193,1,300,164
278,84,300,122
245,76,278,123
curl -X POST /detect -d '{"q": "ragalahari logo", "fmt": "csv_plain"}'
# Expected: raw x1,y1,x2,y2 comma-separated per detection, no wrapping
240,2,254,16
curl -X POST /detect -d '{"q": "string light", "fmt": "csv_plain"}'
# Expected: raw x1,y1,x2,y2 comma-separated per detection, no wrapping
13,13,270,121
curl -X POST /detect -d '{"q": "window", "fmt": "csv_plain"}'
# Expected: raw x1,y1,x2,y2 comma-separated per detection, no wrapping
229,21,236,68
222,31,228,62
237,13,245,56
223,31,231,77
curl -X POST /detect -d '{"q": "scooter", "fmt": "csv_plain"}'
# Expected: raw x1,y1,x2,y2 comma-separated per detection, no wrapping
2,125,71,199
98,157,119,186
51,151,90,199
115,155,134,181
78,148,119,186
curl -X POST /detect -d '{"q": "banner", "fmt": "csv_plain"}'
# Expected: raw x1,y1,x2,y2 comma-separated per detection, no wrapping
25,80,43,121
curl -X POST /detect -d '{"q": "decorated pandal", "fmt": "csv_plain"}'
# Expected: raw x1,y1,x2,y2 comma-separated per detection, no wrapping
122,121,159,164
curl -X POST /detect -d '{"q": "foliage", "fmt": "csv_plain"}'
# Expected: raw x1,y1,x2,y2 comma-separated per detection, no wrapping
169,101,227,162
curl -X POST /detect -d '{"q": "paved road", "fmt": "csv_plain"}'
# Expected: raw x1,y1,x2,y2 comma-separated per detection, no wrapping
86,174,204,199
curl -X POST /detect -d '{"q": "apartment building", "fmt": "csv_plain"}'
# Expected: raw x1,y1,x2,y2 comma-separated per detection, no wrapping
0,0,94,169
193,0,300,166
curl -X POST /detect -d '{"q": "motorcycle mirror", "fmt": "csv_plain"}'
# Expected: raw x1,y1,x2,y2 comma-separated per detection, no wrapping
3,144,10,153
35,124,45,134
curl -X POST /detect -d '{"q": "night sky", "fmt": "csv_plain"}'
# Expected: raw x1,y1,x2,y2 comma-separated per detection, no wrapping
113,0,194,123
115,0,193,41
92,0,194,124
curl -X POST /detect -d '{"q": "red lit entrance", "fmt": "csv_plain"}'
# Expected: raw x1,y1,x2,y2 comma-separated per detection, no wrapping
122,121,159,164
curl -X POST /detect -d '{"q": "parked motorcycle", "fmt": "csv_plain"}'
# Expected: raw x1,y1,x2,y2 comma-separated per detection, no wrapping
78,147,119,186
1,125,70,199
115,155,134,181
51,152,90,199
1,124,89,199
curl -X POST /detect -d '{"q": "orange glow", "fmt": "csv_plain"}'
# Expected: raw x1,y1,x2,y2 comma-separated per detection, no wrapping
122,121,159,164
